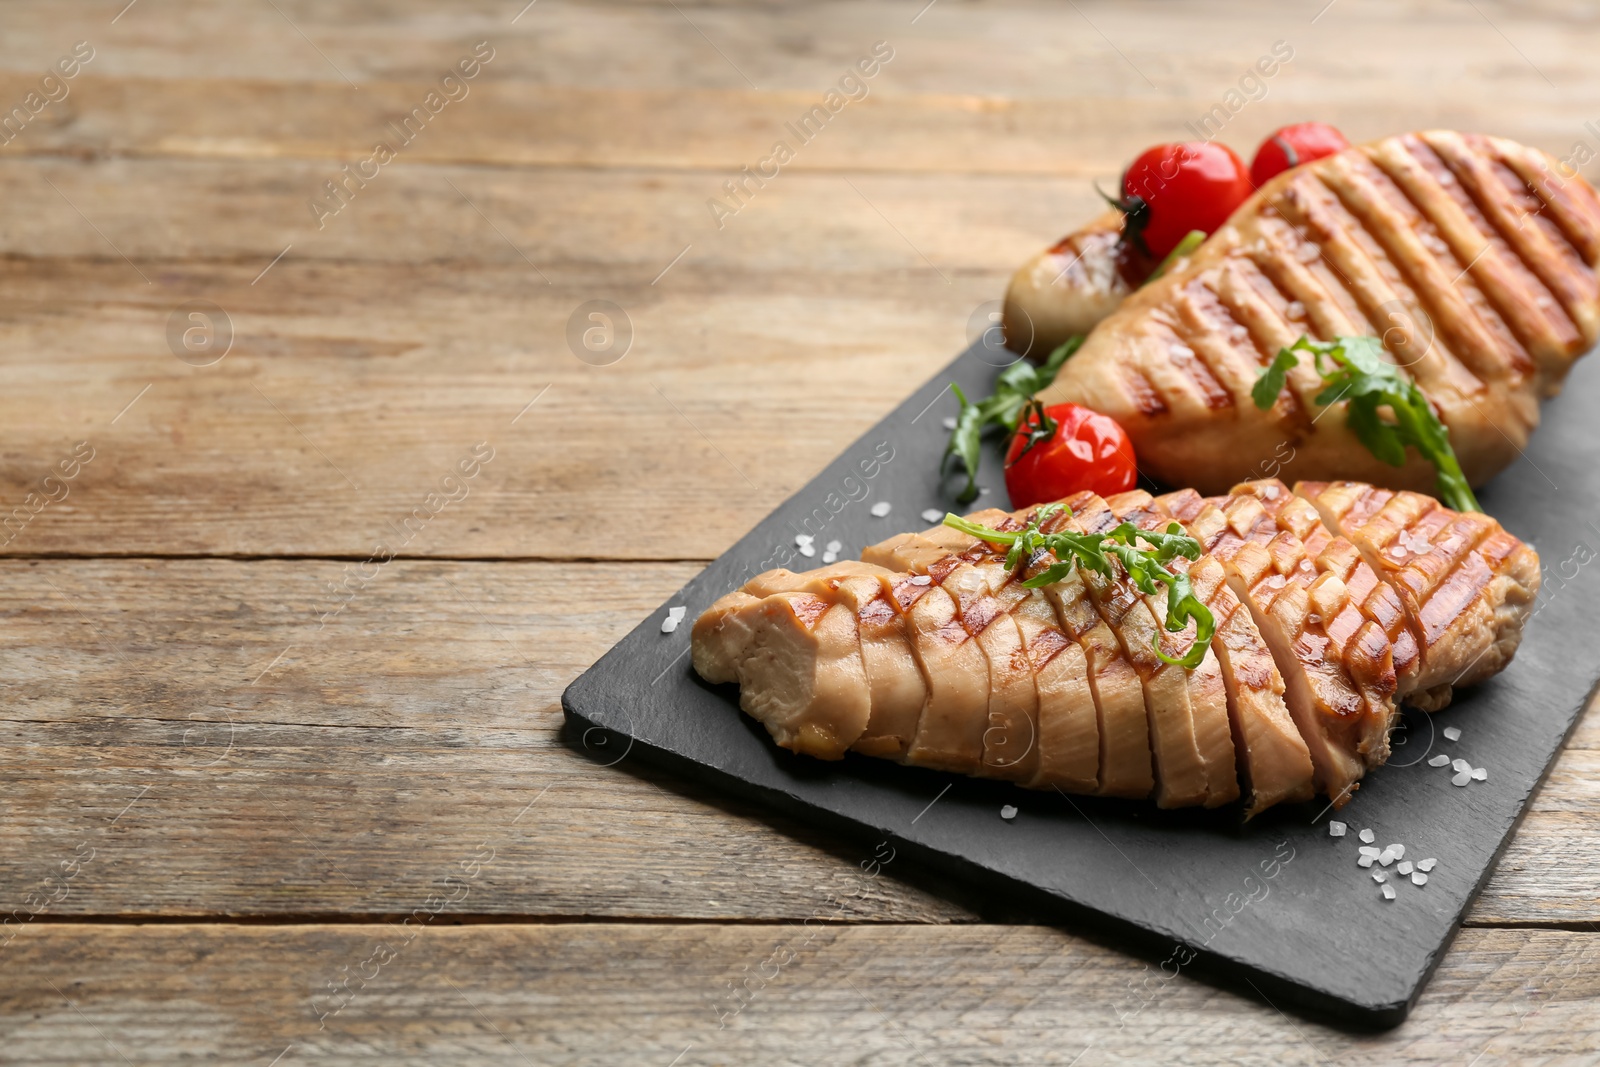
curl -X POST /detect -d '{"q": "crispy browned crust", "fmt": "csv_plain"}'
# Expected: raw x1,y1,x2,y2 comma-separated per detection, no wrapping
1039,131,1600,494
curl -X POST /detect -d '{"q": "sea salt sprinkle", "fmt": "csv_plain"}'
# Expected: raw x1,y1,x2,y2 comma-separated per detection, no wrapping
1381,884,1397,901
1452,758,1470,773
1471,767,1488,781
942,416,958,430
795,534,814,547
1412,872,1429,886
870,501,892,518
1443,726,1462,742
1417,859,1437,872
921,508,944,524
1372,871,1386,883
825,540,842,553
1328,821,1347,837
1428,754,1450,767
1000,805,1018,821
1397,860,1414,876
821,551,838,564
1359,828,1376,844
661,605,687,633
799,543,817,558
1452,770,1472,787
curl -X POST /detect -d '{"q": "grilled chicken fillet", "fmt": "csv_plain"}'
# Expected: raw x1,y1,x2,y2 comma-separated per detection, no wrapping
1030,132,1598,494
694,481,1537,815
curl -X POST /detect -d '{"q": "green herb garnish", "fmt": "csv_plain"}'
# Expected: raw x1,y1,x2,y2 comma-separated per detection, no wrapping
943,337,1082,504
1146,229,1206,283
942,504,1215,669
1251,335,1479,513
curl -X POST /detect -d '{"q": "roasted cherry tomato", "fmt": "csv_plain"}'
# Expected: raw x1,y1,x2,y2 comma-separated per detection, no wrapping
1117,141,1253,259
1004,402,1138,508
1249,122,1350,187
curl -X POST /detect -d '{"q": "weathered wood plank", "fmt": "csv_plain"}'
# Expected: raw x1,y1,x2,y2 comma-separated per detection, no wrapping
0,924,1596,1064
0,558,1592,924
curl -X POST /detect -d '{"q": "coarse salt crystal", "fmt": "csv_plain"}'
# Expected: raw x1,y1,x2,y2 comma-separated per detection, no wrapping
921,508,944,524
825,540,842,553
1471,767,1487,781
1412,872,1428,886
1428,755,1450,767
942,416,958,430
1443,726,1462,741
799,543,816,558
821,551,838,564
1328,821,1347,837
1359,846,1380,857
661,606,687,633
1452,770,1472,787
1359,828,1376,844
1378,850,1396,867
1381,884,1396,900
1417,858,1437,872
1357,855,1376,868
795,534,814,547
1388,844,1405,859
1000,805,1018,821
1452,758,1470,774
1397,860,1414,875
1372,871,1386,883
870,501,892,518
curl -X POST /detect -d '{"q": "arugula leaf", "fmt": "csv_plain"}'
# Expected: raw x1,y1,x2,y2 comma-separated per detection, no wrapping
1250,345,1300,411
1251,335,1481,513
1146,229,1206,283
945,508,1214,670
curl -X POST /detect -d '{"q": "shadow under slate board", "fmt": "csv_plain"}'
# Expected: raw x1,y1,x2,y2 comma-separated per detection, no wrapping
563,340,1600,1028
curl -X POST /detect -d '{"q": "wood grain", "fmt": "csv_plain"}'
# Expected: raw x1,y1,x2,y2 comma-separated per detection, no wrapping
1,0,1597,1054
1,924,1597,1065
0,558,1592,925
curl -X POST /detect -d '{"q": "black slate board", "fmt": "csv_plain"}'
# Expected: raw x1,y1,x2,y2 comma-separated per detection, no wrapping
563,342,1600,1028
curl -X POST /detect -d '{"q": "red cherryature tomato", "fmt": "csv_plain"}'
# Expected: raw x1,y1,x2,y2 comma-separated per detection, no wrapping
1004,402,1138,508
1249,122,1350,187
1119,141,1253,259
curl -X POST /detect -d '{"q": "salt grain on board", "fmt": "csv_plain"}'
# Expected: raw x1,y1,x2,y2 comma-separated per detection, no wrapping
821,551,838,564
1452,758,1471,774
1381,884,1396,900
1359,828,1376,844
825,540,842,553
1452,770,1472,786
1328,821,1347,837
942,416,958,430
799,543,816,558
1378,849,1396,867
1359,846,1380,857
1417,859,1437,872
1357,855,1376,868
1388,844,1405,859
870,501,892,518
1397,860,1414,876
1428,754,1450,767
1412,872,1428,886
795,534,814,547
1000,805,1018,821
1372,871,1386,883
1471,767,1487,781
1443,726,1462,741
921,508,944,524
661,606,687,634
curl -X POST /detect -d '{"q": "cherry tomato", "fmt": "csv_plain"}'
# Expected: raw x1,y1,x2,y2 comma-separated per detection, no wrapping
1249,122,1350,187
1004,402,1138,508
1119,142,1253,259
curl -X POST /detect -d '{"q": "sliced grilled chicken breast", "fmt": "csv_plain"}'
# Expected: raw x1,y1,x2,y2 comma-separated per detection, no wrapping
1051,493,1215,808
693,481,1536,815
1037,132,1600,494
1296,480,1541,709
1102,490,1243,808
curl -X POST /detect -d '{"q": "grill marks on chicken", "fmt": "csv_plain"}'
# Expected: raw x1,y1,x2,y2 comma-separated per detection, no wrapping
1038,132,1600,494
693,481,1538,815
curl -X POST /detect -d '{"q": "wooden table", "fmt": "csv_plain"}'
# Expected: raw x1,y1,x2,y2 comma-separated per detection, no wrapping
1,1,1596,1062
